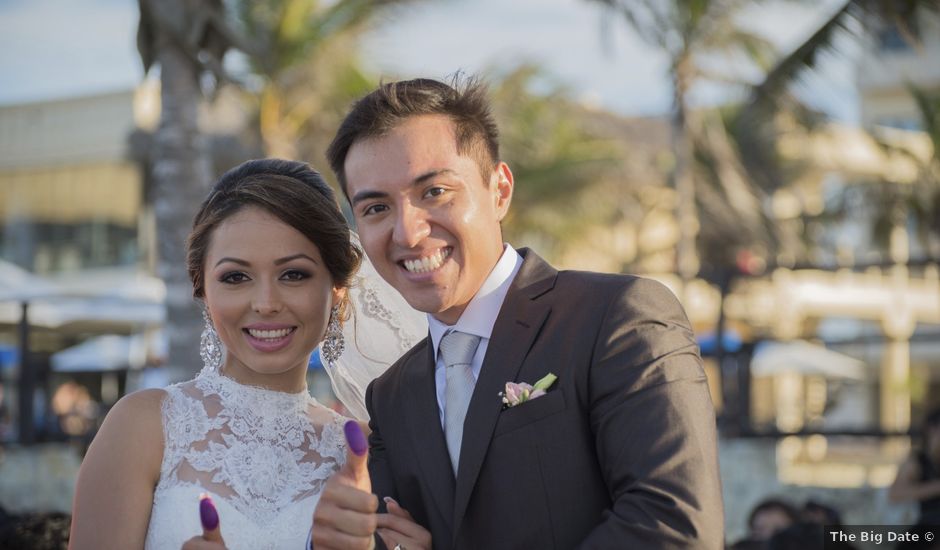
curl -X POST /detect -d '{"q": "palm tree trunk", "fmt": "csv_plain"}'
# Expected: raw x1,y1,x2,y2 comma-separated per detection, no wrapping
152,27,214,380
673,54,700,283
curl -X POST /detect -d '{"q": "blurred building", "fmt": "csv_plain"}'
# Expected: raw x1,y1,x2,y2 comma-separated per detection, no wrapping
0,88,148,513
0,90,148,275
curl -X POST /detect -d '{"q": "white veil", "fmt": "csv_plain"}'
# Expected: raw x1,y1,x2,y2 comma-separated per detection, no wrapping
320,235,428,420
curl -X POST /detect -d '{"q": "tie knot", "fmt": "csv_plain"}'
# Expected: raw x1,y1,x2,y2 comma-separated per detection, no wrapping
439,331,481,369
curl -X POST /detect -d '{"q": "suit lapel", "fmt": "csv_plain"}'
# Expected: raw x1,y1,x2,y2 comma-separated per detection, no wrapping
451,249,557,538
403,339,455,533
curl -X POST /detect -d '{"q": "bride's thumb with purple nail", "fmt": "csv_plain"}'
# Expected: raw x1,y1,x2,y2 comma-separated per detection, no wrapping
342,420,371,492
199,493,225,544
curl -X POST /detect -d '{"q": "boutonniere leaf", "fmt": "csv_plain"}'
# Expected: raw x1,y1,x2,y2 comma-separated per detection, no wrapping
501,372,557,408
532,373,557,391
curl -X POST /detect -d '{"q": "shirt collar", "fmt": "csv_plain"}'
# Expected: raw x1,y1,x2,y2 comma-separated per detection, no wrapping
428,244,523,357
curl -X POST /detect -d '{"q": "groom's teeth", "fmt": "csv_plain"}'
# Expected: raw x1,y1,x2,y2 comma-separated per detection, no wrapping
404,249,450,273
247,328,292,339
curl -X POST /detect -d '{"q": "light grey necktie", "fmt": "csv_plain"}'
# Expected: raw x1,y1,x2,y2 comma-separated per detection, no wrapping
440,330,481,474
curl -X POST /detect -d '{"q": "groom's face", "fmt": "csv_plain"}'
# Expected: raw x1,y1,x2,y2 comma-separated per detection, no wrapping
345,114,513,325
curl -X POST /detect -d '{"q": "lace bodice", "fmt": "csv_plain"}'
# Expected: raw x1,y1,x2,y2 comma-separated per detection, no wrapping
145,368,349,549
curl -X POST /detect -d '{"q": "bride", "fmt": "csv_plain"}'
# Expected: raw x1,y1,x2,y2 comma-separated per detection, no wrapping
68,159,429,549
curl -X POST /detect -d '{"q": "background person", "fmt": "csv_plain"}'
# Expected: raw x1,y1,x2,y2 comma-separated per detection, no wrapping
889,406,940,527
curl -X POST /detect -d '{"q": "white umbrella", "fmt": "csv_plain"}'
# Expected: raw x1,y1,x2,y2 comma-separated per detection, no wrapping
46,267,166,303
751,340,868,380
51,333,162,372
0,259,61,302
0,297,165,329
0,265,166,329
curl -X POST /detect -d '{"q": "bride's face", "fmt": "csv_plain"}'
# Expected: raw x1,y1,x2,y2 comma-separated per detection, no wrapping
203,206,341,389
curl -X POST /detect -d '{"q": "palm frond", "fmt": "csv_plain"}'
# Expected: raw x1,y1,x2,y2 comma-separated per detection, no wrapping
745,0,940,119
714,28,778,71
744,0,857,118
586,0,673,48
908,83,940,153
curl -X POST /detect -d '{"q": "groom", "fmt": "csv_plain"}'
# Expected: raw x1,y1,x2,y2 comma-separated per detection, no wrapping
313,77,723,549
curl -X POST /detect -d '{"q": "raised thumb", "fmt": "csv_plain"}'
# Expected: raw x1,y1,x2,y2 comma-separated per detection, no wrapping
199,493,225,544
342,420,371,492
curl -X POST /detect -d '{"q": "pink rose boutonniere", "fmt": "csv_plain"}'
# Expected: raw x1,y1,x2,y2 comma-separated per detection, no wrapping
501,373,557,408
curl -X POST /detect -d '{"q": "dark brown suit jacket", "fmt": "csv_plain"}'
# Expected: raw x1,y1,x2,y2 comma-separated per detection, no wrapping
365,249,723,549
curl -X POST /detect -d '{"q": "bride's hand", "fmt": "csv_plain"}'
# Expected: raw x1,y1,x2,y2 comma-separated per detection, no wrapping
376,497,432,550
182,494,228,549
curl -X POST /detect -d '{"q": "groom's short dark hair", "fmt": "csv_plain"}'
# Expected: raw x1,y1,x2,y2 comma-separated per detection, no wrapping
327,75,500,197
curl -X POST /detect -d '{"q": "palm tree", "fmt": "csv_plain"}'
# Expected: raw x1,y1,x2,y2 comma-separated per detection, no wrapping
738,0,940,260
742,1,940,118
136,0,242,377
228,0,416,168
585,0,780,285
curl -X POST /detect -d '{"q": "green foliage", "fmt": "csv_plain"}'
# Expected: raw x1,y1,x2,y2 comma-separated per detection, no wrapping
232,0,402,77
226,0,417,175
488,65,651,266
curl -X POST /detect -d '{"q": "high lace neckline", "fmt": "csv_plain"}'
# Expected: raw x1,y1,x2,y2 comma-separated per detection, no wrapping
196,366,312,411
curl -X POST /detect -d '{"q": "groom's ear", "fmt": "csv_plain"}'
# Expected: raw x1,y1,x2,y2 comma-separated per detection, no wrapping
493,162,514,222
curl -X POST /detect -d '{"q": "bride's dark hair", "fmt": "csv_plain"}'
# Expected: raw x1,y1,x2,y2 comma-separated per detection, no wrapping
186,159,362,314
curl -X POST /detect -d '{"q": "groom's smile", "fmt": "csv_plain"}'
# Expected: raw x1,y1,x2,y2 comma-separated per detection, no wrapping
345,114,514,324
400,247,452,274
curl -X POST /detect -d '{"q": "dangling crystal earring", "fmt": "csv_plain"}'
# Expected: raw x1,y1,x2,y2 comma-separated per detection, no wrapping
320,305,345,366
200,308,223,373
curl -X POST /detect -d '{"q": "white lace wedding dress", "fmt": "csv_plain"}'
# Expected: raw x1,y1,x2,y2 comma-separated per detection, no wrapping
144,367,349,549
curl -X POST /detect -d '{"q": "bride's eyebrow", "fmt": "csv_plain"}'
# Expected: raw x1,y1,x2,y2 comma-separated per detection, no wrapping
214,254,319,268
274,254,319,266
215,257,249,268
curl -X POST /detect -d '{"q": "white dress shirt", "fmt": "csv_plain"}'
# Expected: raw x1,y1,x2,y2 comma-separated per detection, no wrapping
427,244,523,428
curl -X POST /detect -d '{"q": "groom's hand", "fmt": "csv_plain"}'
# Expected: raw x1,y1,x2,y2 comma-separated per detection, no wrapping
311,421,378,550
377,497,432,550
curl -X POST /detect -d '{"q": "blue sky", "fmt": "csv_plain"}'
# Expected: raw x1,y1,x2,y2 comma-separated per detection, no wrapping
0,0,857,120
